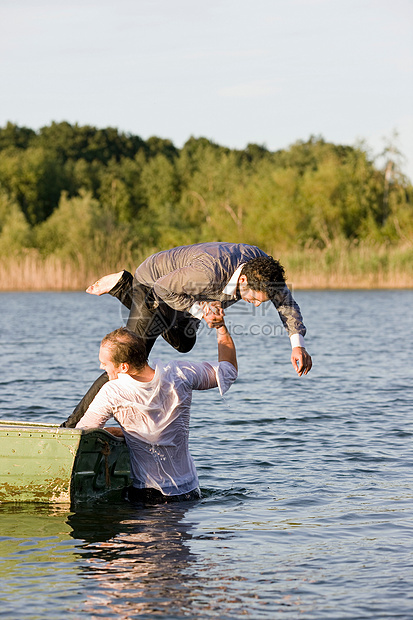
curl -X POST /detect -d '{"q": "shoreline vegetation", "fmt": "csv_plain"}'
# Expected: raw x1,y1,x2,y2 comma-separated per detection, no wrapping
1,241,411,291
0,122,412,291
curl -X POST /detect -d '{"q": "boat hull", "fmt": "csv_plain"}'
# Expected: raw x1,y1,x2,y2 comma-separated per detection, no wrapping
0,420,131,504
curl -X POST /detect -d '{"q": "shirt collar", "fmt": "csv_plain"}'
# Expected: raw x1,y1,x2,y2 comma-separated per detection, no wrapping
222,264,245,297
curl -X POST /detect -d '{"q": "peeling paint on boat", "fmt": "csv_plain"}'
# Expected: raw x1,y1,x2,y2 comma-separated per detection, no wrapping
0,420,131,504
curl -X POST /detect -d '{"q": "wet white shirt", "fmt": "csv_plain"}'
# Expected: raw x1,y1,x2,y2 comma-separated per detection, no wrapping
76,360,237,496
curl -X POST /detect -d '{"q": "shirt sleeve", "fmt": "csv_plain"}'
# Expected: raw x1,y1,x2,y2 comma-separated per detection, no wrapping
181,360,238,396
270,284,307,340
290,333,306,348
189,302,205,319
75,385,114,430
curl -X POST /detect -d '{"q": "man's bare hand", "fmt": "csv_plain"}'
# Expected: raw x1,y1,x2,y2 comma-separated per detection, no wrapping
202,302,225,328
291,347,312,376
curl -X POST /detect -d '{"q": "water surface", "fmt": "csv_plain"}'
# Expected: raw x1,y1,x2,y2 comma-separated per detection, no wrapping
0,290,412,619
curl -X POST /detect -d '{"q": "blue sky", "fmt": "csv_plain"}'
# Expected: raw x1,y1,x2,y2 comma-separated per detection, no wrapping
1,0,412,179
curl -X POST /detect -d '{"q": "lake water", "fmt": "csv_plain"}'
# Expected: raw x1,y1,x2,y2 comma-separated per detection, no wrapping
0,290,412,619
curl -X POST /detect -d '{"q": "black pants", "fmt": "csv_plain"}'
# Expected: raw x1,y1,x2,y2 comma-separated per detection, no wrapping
124,486,202,505
63,271,200,428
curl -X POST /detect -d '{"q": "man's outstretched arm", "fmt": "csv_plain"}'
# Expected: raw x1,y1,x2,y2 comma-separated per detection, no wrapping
271,285,312,376
216,324,237,371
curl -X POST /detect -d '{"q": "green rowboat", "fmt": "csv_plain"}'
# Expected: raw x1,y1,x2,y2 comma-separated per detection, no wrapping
0,420,131,504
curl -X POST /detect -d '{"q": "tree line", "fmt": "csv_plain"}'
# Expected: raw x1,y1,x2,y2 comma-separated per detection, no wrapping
0,121,411,271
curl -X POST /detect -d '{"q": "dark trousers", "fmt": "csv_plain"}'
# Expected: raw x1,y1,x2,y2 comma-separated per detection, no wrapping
124,486,202,505
63,271,200,427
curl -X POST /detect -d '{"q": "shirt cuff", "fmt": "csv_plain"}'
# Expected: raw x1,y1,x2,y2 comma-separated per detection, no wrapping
189,302,204,319
290,333,306,349
217,361,238,396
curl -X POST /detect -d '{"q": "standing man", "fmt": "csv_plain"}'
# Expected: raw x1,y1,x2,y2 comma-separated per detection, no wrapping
75,314,238,504
63,242,311,427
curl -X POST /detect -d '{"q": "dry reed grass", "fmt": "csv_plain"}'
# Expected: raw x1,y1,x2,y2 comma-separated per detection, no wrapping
0,243,412,291
282,242,413,289
288,269,413,289
0,252,132,291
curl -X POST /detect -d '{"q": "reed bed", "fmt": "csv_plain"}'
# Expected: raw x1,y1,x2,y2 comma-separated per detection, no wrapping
0,243,412,291
281,242,413,289
0,252,132,292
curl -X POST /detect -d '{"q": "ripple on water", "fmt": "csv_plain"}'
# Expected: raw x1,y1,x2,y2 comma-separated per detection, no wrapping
0,291,413,619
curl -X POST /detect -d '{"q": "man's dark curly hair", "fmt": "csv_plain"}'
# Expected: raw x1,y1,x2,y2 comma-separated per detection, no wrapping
101,327,148,371
240,256,286,295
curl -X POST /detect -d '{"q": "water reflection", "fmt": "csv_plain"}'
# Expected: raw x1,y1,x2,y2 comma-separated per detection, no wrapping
67,502,200,618
0,501,203,618
0,503,80,618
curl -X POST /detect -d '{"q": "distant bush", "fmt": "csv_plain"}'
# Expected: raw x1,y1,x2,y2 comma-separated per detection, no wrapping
0,122,411,289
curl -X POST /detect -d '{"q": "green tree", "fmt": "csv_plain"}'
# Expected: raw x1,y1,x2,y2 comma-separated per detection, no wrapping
178,144,250,242
0,147,64,224
35,190,135,269
137,154,187,247
241,163,301,251
37,122,146,164
0,122,36,151
35,190,101,257
0,190,32,254
146,136,179,163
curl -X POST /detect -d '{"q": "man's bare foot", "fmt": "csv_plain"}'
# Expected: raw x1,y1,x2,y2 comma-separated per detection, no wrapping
86,271,124,295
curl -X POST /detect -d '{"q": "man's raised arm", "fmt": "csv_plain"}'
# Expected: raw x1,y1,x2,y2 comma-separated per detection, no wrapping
216,324,237,371
202,303,237,370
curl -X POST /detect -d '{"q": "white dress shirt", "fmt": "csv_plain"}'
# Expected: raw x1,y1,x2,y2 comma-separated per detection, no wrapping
76,359,238,496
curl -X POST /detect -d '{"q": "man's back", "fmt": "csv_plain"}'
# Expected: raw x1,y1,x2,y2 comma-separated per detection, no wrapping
135,242,267,289
76,357,238,495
